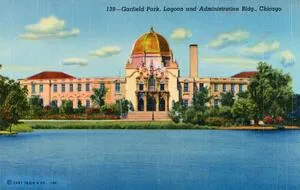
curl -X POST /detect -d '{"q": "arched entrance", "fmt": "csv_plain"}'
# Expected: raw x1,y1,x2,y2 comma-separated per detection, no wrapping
137,93,144,111
147,96,156,111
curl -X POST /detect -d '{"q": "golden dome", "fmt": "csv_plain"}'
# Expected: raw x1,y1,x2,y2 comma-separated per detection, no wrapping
132,27,170,55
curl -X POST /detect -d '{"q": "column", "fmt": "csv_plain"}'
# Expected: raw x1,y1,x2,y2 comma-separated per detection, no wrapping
144,94,147,112
156,94,159,112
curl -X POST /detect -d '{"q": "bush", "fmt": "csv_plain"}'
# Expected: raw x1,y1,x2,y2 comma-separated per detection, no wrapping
263,116,273,124
86,108,100,114
183,107,196,124
275,116,284,124
205,117,233,127
100,104,119,115
59,100,74,115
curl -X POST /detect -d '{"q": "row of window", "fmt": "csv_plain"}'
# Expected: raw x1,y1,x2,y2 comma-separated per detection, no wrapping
214,84,244,93
182,83,244,93
138,83,165,91
31,83,121,94
183,83,204,92
182,99,226,108
50,100,91,108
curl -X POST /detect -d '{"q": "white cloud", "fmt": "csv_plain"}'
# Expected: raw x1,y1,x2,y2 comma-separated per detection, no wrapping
202,56,260,68
242,41,280,57
209,30,250,49
19,16,80,40
62,57,88,66
280,50,295,67
170,28,192,40
89,46,121,57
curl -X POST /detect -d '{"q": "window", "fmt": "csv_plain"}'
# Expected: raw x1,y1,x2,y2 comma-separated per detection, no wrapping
115,83,120,93
31,83,36,93
160,83,165,91
214,84,219,92
70,84,73,92
61,83,65,92
183,82,189,92
39,84,43,93
100,83,105,90
40,98,44,106
53,84,57,92
86,100,90,108
148,77,156,91
183,99,189,107
239,84,243,92
214,99,219,107
139,83,144,91
86,83,90,91
222,84,226,92
231,84,235,93
78,84,82,92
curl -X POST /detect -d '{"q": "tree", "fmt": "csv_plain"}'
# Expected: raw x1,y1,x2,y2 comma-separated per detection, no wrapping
248,62,293,124
116,99,134,116
169,100,185,123
232,98,257,125
59,100,74,115
220,92,235,107
28,95,44,117
192,87,211,112
0,75,29,132
90,87,107,109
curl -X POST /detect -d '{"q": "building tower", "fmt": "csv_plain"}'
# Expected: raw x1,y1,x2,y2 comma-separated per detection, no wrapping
189,44,198,78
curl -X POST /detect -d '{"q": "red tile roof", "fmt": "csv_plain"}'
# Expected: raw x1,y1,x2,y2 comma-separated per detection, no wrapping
231,71,257,78
26,71,75,80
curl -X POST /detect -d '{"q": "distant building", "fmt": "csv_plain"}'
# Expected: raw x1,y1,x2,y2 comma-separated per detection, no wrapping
19,28,256,116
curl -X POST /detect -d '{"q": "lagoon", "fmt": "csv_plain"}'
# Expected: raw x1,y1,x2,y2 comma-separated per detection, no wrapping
1,130,300,190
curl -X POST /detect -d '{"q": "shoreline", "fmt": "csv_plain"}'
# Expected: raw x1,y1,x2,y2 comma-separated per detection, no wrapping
18,120,300,131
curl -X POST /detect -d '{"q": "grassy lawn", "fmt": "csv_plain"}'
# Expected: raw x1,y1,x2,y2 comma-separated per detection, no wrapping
23,120,214,130
9,120,300,131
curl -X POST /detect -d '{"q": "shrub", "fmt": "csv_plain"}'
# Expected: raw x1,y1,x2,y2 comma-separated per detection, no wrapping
183,107,196,124
86,108,100,114
218,106,233,119
100,104,119,115
274,116,284,124
205,117,233,126
59,100,74,115
263,116,273,124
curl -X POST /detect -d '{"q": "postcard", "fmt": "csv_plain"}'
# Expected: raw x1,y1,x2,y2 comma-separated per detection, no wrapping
0,0,299,189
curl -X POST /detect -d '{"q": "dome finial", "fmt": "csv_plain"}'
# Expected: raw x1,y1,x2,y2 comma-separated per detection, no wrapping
150,26,154,33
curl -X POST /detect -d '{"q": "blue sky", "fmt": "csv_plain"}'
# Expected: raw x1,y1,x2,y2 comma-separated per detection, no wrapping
0,0,299,92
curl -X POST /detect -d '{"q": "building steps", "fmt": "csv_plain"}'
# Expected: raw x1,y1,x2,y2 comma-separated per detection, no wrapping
126,111,170,121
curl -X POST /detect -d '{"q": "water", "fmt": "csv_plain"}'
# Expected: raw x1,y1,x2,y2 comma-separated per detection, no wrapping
1,130,300,190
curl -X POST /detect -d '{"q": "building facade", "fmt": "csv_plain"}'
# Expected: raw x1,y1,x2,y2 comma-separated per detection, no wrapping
19,27,256,111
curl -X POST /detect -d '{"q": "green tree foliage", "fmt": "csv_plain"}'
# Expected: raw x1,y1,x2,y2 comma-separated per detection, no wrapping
220,92,235,107
100,99,134,116
116,99,134,116
248,62,293,121
28,96,44,117
192,87,211,112
232,98,257,125
90,87,107,109
0,75,29,131
59,100,74,115
169,100,185,123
